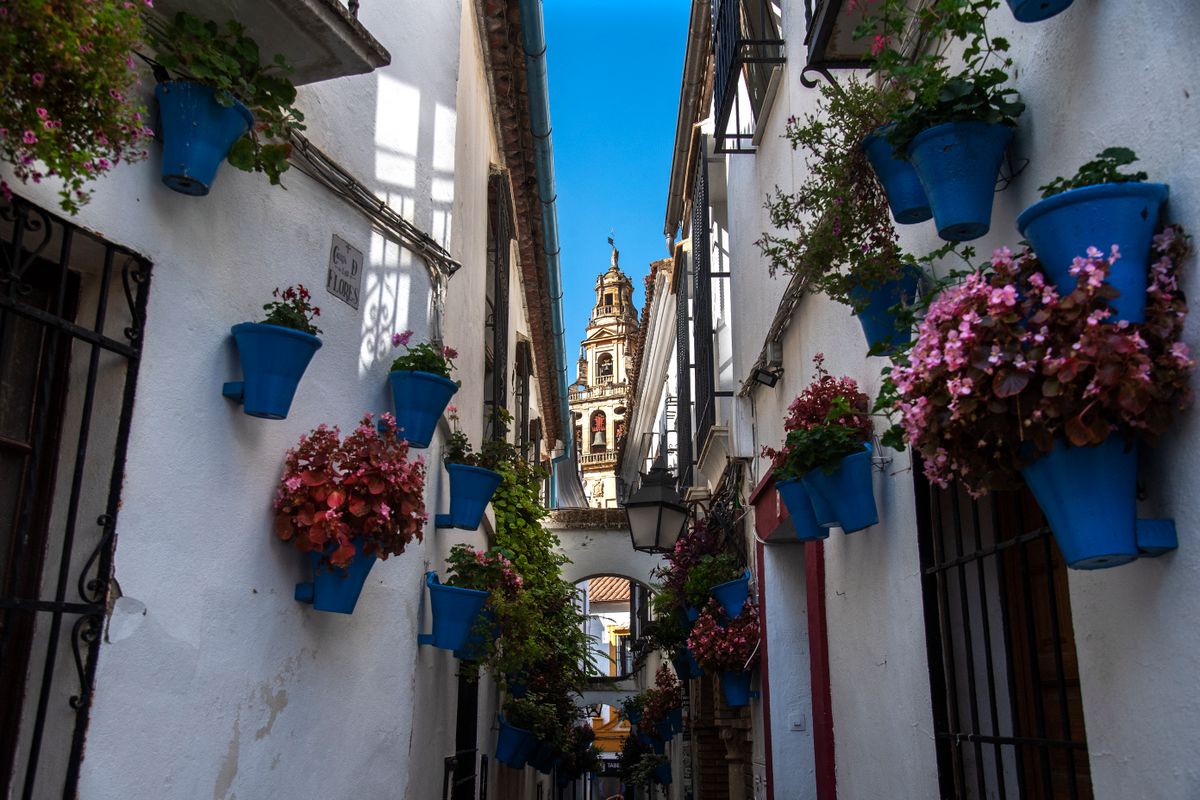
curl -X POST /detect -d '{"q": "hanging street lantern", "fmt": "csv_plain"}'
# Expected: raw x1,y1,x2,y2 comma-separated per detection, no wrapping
623,466,688,554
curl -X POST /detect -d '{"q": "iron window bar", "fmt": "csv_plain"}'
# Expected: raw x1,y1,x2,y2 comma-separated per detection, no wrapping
712,0,785,154
0,195,152,799
690,136,717,455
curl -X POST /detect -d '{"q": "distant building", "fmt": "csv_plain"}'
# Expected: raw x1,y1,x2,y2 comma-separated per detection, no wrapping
569,249,638,507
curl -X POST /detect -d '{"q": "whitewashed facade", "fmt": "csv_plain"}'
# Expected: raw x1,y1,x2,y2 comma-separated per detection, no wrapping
623,2,1200,799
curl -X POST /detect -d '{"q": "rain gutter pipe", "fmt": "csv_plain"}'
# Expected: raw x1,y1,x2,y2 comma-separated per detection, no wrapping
518,0,573,506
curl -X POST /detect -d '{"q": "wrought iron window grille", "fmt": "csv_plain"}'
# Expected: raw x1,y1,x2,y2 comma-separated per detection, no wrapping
712,0,785,154
0,195,152,799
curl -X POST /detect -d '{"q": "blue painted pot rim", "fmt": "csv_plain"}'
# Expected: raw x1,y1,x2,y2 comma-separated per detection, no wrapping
1016,181,1169,237
907,120,1016,154
389,368,458,389
445,462,502,478
160,80,254,127
1006,0,1074,23
231,321,322,344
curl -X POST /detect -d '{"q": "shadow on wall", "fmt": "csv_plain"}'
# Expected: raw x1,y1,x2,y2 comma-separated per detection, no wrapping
358,70,458,381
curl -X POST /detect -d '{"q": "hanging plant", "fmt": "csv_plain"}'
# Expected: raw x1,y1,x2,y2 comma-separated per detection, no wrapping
759,78,921,350
887,230,1194,494
225,285,322,420
0,0,155,212
148,12,304,193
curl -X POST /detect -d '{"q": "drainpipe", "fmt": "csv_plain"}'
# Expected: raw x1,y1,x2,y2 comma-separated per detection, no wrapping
518,0,573,506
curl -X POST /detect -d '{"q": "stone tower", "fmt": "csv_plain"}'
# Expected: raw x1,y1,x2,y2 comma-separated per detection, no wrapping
569,247,638,508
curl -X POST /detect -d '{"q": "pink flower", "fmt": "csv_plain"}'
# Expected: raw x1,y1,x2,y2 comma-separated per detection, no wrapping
392,329,413,348
22,130,36,144
442,345,458,359
31,73,45,87
36,108,48,120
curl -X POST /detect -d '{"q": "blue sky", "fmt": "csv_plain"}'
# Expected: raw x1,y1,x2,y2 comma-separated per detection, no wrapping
544,0,692,381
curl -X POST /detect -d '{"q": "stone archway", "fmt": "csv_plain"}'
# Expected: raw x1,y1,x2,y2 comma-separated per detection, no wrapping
546,507,664,589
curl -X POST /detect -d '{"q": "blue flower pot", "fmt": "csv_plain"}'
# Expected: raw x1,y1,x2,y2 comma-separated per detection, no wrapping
801,444,878,533
776,478,829,541
1019,437,1139,569
425,572,489,651
861,125,932,225
719,671,752,708
294,538,376,614
907,122,1014,242
667,707,683,735
1006,0,1073,22
388,369,458,448
685,605,700,623
625,707,642,725
849,266,921,354
686,648,705,678
496,716,536,768
155,81,253,196
655,717,674,742
453,609,498,661
1017,182,1168,323
528,741,559,774
711,570,751,618
223,323,321,420
654,761,673,785
443,463,503,530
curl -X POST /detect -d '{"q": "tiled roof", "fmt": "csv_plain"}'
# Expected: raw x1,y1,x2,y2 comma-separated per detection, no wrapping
588,576,630,603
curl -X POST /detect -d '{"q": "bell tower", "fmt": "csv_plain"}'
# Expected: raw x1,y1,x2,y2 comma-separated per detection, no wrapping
569,245,639,508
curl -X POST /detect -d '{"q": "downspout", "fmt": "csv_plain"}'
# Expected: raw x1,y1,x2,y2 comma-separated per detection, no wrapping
518,0,572,506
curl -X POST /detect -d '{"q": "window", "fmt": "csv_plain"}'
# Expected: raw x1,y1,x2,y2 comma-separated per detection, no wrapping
484,171,513,439
917,471,1094,799
691,136,716,453
0,195,152,797
713,0,785,153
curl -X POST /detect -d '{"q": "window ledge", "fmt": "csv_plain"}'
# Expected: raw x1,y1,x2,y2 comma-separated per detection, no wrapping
153,0,391,86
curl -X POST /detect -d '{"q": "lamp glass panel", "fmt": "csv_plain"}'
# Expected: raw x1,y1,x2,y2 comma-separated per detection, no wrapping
626,504,662,549
657,505,687,550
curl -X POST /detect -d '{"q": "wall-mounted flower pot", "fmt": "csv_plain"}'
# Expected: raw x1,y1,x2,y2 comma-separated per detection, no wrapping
801,444,878,533
654,762,673,785
1019,437,1139,569
648,733,666,755
671,653,700,682
861,125,933,225
776,478,830,541
496,716,536,769
667,707,684,735
294,538,376,614
222,323,321,420
686,647,705,678
155,81,253,196
711,570,751,618
1016,182,1169,323
387,369,458,448
849,266,921,354
655,717,674,742
719,671,753,708
528,742,559,774
907,121,1014,242
452,609,498,661
420,571,489,651
685,605,700,623
1006,0,1073,23
624,706,642,726
437,463,503,530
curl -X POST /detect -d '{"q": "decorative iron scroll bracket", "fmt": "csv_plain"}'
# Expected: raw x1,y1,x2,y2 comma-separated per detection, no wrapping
799,64,847,99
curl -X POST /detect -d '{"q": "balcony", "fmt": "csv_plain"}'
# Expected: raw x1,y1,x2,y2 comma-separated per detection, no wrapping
569,382,625,403
152,0,390,85
580,451,618,468
803,0,876,75
713,0,785,153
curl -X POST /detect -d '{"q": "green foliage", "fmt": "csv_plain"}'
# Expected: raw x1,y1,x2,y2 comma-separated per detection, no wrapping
260,284,321,334
776,420,867,479
1039,148,1148,199
444,407,518,470
150,12,304,185
682,552,742,609
758,78,912,308
388,331,456,377
855,0,1024,152
0,0,154,212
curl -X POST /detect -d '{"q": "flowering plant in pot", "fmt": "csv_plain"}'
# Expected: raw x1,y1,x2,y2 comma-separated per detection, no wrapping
1019,148,1168,323
764,356,878,533
886,232,1194,567
275,414,427,613
428,544,523,655
688,601,762,708
223,285,322,420
387,329,459,448
759,78,922,353
436,406,511,530
652,517,720,622
557,723,600,781
640,665,684,740
498,695,559,770
149,12,304,195
863,0,1024,242
0,0,155,212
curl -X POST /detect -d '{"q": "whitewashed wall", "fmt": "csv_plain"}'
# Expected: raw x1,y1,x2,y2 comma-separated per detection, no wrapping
725,2,1200,799
0,0,566,797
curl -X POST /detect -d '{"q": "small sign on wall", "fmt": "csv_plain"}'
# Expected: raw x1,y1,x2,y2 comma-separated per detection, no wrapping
326,234,363,310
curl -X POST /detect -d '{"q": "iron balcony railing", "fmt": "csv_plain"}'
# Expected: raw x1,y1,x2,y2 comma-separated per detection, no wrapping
713,0,785,153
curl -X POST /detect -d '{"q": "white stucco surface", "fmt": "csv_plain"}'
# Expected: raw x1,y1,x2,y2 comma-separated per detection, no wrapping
0,0,571,797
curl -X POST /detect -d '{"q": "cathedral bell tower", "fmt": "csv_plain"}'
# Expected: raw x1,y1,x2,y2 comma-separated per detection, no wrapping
569,246,638,508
